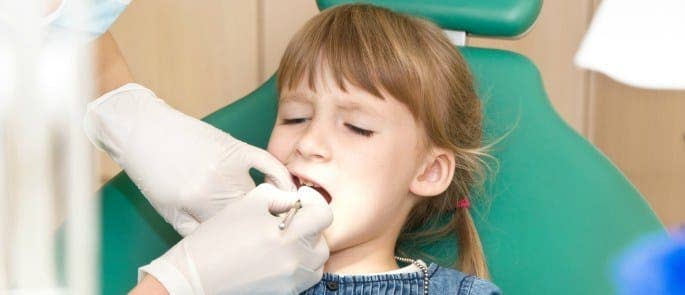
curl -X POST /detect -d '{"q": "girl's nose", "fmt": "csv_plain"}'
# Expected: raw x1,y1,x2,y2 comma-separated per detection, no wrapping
295,119,331,161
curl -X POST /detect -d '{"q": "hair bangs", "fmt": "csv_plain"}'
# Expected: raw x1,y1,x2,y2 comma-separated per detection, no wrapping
276,4,426,115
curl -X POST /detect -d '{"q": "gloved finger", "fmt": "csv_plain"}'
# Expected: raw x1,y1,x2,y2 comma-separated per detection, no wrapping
268,190,300,215
173,210,201,237
292,232,328,292
251,183,300,215
247,147,296,192
286,186,333,238
312,235,330,269
297,232,330,271
294,264,325,293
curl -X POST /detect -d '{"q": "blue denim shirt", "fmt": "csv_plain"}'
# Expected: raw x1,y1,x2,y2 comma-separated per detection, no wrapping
301,263,501,294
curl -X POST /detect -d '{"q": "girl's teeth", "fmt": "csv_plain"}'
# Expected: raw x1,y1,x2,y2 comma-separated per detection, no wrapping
299,179,319,188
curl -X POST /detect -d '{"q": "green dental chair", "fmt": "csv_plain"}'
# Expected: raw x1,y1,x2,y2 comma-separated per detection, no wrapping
95,0,663,294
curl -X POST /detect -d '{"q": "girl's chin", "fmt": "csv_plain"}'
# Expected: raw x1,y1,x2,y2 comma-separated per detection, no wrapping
322,227,344,252
321,223,357,253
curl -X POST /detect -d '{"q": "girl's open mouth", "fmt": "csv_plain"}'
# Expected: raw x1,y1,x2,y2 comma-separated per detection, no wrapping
291,174,332,204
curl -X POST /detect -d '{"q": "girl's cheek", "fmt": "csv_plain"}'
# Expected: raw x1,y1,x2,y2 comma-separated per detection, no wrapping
269,130,299,159
267,132,287,159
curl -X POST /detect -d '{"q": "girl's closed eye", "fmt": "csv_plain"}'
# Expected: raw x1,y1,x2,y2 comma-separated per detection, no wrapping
281,117,374,137
345,123,374,137
281,118,309,125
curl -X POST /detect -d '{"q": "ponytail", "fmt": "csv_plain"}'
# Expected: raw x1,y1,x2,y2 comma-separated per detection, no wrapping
397,190,491,279
453,206,489,278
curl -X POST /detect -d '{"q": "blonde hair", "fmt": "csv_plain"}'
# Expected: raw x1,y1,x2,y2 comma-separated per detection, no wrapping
276,4,492,278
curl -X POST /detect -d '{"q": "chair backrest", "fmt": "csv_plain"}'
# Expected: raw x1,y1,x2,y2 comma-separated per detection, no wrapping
95,1,664,294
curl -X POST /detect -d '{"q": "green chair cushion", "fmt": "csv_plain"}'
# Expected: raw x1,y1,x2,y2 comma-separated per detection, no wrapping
456,47,662,293
316,0,542,37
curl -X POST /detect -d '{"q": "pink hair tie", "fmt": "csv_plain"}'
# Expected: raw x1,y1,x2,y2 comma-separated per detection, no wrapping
456,198,470,209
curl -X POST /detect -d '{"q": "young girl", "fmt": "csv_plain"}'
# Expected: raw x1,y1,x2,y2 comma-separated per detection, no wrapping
267,3,500,294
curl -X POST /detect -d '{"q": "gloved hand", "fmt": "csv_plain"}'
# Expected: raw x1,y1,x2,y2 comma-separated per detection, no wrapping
45,0,132,43
84,83,296,236
140,183,333,295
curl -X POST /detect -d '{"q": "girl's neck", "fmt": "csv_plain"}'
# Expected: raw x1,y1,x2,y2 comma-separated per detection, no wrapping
324,234,400,274
324,194,418,275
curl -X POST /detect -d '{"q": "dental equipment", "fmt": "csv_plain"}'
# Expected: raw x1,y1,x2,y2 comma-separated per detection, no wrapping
278,200,302,230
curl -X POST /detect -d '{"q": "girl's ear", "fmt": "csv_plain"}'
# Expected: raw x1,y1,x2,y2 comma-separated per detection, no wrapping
409,147,455,197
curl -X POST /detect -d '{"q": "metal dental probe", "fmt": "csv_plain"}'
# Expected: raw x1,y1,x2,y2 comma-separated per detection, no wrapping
278,199,302,230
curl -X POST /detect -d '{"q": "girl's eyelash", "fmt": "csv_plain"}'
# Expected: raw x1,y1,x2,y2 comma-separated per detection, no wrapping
345,123,374,137
282,118,307,125
281,118,374,137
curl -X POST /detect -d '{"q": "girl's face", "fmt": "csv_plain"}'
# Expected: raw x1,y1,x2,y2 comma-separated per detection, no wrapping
267,66,427,253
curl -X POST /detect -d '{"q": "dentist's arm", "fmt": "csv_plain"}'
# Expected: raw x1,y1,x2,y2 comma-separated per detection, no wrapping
45,1,133,96
130,275,168,295
91,31,134,96
130,184,333,295
46,0,63,16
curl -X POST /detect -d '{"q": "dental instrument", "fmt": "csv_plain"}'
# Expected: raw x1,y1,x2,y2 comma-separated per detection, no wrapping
279,200,302,230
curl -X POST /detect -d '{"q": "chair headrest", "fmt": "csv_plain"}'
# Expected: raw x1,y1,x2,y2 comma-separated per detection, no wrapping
316,0,542,38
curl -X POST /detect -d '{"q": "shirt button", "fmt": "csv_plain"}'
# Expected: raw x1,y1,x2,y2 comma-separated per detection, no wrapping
326,281,339,291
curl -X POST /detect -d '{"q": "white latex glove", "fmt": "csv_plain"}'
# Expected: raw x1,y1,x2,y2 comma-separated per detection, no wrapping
84,83,296,236
140,184,333,295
